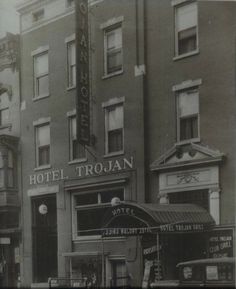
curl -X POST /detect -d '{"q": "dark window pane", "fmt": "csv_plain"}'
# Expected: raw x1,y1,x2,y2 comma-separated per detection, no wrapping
107,49,122,74
169,190,209,210
77,207,108,236
100,189,124,203
178,27,197,55
8,168,14,187
75,193,98,206
180,116,198,141
38,145,50,166
108,128,123,153
72,139,85,160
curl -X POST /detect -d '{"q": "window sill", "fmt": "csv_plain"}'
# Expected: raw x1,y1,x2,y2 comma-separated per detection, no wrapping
173,49,199,61
33,94,50,102
175,137,200,146
67,85,76,91
103,151,124,158
34,164,51,171
68,158,87,165
102,69,123,80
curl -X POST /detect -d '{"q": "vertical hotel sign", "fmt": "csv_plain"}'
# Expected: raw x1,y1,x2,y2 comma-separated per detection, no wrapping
76,0,90,145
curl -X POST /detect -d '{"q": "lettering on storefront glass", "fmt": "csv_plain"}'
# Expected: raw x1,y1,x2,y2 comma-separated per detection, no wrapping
208,229,233,258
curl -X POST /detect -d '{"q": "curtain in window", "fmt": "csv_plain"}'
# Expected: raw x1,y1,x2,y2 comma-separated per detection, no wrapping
34,53,48,76
37,124,50,146
178,90,198,117
176,3,197,32
108,105,123,131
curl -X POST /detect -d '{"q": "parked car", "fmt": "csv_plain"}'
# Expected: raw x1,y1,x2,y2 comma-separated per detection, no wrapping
177,257,235,287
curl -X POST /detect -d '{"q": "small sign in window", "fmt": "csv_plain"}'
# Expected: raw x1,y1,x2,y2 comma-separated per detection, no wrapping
206,266,218,280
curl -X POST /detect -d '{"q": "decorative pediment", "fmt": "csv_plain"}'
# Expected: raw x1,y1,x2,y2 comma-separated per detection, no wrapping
150,143,224,172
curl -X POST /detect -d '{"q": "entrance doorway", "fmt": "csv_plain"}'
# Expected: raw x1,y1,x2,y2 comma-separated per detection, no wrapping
32,195,57,283
110,259,129,287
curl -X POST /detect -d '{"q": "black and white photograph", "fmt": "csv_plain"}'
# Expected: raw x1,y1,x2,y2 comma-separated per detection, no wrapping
0,0,235,288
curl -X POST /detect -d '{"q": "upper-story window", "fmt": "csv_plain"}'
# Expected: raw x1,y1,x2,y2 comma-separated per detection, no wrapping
35,123,50,167
105,104,124,154
67,41,76,88
34,52,49,98
69,116,86,161
177,89,199,142
175,2,198,56
0,149,15,188
0,108,10,127
73,188,124,238
104,25,122,75
32,9,44,22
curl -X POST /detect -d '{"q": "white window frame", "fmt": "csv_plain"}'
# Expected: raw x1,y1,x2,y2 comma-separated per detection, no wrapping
104,102,124,157
72,188,125,241
67,40,76,89
33,50,49,99
103,24,123,77
68,114,87,164
34,122,51,170
174,1,199,59
176,88,200,144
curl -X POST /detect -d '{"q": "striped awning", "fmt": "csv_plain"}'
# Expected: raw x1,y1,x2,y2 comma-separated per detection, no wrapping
102,203,215,236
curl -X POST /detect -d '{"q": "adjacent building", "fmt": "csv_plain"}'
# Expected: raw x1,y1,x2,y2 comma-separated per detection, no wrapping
17,0,235,287
0,32,21,288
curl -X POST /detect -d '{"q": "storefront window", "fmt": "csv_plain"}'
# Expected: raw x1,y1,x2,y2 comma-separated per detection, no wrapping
74,188,124,237
70,256,102,287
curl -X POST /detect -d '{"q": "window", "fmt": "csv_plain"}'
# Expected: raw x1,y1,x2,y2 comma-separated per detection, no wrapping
104,26,122,75
34,52,49,98
67,41,76,88
69,116,86,161
105,105,124,154
8,150,14,187
35,124,50,167
168,190,209,211
0,149,14,188
74,189,124,237
0,108,10,126
175,2,198,56
177,89,199,141
32,9,44,22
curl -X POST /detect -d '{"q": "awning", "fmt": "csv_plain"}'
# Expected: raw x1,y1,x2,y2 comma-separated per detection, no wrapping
102,203,215,237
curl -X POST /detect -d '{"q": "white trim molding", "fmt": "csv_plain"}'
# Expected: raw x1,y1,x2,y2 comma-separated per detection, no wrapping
65,33,75,43
31,45,49,57
33,117,51,126
100,16,124,30
172,79,202,92
102,96,125,108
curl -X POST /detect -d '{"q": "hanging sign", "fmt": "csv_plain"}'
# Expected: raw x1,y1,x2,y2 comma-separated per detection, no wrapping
76,0,90,145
